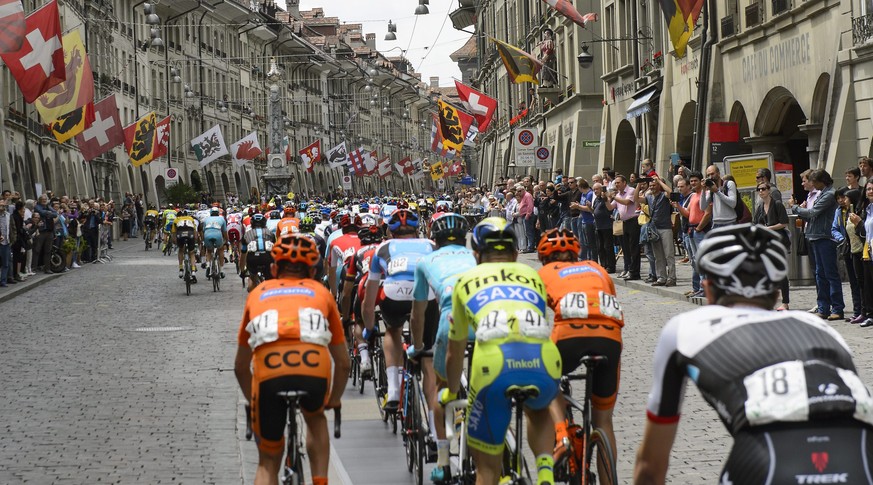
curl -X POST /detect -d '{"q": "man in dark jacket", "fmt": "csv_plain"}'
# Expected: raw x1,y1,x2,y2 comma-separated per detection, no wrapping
34,195,57,274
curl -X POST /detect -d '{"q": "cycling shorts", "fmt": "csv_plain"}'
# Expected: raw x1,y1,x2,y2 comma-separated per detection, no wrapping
228,225,242,242
555,337,622,410
176,231,196,251
720,421,873,484
433,310,474,380
164,222,174,233
203,232,223,249
144,217,156,228
553,317,622,343
466,341,561,455
251,342,332,454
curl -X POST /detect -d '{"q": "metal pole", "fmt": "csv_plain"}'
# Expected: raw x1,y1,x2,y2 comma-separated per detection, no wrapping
691,0,717,172
132,0,149,121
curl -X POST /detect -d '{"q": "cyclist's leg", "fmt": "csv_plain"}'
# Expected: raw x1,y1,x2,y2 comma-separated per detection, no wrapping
176,236,184,270
381,297,411,406
302,410,329,481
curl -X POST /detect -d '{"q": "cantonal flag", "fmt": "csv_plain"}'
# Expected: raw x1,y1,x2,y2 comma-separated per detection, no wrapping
34,30,94,124
0,0,65,103
75,94,124,162
124,111,158,167
153,115,171,158
348,146,366,175
0,0,25,54
230,131,262,167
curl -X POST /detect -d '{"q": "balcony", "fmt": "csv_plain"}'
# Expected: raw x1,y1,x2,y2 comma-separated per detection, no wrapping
745,2,762,27
772,0,790,15
721,14,736,38
853,13,873,45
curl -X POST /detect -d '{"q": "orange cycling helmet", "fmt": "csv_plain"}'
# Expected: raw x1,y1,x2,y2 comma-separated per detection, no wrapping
537,228,581,262
271,234,321,267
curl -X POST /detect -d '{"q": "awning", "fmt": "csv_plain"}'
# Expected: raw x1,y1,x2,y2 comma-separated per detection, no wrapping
626,86,660,120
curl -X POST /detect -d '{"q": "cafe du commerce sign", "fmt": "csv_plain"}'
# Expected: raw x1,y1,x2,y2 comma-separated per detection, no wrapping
741,32,812,84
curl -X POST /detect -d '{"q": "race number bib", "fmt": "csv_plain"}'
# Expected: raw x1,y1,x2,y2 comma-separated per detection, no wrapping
388,257,409,275
515,309,551,340
206,221,222,230
475,310,510,342
559,292,589,319
298,308,332,346
744,361,808,426
598,292,623,320
246,309,279,349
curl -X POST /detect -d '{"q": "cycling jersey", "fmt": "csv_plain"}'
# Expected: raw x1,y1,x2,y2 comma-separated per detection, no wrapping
369,238,435,303
173,216,198,251
265,217,280,233
202,215,226,249
276,217,300,238
412,244,476,378
162,210,177,231
227,213,243,243
327,232,361,271
238,277,345,454
195,210,210,224
380,204,397,224
242,227,275,254
450,262,561,455
144,210,159,227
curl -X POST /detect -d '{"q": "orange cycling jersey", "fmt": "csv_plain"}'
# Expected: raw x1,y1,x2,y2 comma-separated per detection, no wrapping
276,218,300,238
538,261,624,342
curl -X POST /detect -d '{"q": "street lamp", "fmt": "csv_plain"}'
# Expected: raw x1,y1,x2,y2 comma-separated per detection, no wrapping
385,20,397,41
415,0,429,15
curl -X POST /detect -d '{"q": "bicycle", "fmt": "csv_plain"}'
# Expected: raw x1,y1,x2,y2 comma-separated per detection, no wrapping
442,342,477,485
182,248,193,296
344,319,363,394
366,323,391,428
144,225,153,250
499,385,538,485
208,246,221,292
244,394,342,485
400,343,435,485
554,355,619,485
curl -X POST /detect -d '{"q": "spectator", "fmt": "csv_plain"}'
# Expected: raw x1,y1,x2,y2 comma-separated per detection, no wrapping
848,181,873,326
834,188,863,321
755,168,782,204
120,203,133,241
607,174,641,280
601,167,616,191
638,175,676,286
11,200,28,281
554,179,577,231
516,186,535,252
590,183,616,272
33,194,57,274
844,167,862,193
700,164,738,229
629,172,639,187
859,157,873,186
789,169,844,320
754,182,790,310
794,168,820,312
574,179,596,260
0,198,13,287
672,177,697,282
83,201,101,263
640,158,657,178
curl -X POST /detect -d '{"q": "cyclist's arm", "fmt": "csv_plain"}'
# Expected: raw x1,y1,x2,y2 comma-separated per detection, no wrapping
362,279,379,330
326,297,350,408
446,286,470,395
234,344,253,402
327,246,338,296
410,264,431,349
633,421,678,485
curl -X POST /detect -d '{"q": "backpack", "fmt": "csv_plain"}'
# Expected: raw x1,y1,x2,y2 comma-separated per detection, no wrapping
723,182,752,223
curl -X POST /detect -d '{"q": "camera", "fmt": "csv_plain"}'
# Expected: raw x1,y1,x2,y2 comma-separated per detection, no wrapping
704,178,716,188
638,177,653,184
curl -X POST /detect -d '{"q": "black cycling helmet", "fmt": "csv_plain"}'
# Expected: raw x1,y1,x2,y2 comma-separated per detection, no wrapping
358,225,384,245
471,217,517,253
696,224,788,299
250,213,267,228
431,212,469,244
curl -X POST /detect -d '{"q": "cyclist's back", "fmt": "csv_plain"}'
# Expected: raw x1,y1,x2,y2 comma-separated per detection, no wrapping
370,237,435,322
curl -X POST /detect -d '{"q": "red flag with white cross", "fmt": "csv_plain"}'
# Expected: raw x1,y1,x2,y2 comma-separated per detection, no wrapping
454,80,497,133
0,0,25,54
74,95,124,162
0,0,65,103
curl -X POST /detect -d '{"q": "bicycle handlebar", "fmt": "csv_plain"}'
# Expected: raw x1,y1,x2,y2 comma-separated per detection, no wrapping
443,399,468,441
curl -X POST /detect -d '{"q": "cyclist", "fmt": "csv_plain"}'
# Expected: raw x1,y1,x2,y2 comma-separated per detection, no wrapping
172,209,199,282
536,228,623,483
240,213,276,292
408,212,476,483
227,209,244,265
340,223,384,378
634,224,873,484
201,206,228,279
161,206,177,252
266,209,281,234
362,209,436,412
298,215,327,281
441,217,561,485
234,235,350,485
143,205,159,247
326,213,361,298
276,205,300,238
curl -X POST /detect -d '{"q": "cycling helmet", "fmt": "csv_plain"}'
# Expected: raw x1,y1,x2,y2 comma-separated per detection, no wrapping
358,225,383,245
177,209,187,217
388,209,419,232
471,217,517,253
299,216,315,233
431,213,469,243
248,207,256,216
537,228,581,261
250,213,267,228
269,210,281,220
210,207,220,215
283,204,296,215
395,200,409,210
271,234,321,267
696,224,788,298
359,213,378,228
339,213,362,228
199,203,208,211
359,202,369,212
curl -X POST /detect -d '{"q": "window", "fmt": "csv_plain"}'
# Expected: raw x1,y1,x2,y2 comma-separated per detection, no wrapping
864,0,873,16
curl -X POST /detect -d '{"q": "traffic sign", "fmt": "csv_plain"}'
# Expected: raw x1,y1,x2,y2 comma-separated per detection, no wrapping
514,128,539,167
581,140,601,148
534,146,552,170
165,167,179,186
341,175,352,190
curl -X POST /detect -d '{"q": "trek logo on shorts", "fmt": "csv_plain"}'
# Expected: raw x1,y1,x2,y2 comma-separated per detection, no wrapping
794,473,848,483
468,285,546,314
260,287,316,301
558,266,599,278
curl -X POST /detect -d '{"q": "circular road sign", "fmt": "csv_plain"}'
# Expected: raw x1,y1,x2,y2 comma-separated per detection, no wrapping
536,147,550,160
518,129,535,146
166,168,178,179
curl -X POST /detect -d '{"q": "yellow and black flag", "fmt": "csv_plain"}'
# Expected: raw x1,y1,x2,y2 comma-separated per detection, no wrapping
491,38,543,84
430,160,444,181
35,30,95,124
49,102,93,143
123,112,158,167
658,0,704,58
437,99,473,155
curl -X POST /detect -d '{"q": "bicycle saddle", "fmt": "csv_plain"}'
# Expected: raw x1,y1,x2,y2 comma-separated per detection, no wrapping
504,385,540,403
277,390,309,401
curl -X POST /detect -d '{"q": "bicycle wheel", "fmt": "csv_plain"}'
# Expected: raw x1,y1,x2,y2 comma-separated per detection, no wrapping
402,370,415,473
584,428,618,485
184,259,192,296
411,375,424,485
372,347,387,422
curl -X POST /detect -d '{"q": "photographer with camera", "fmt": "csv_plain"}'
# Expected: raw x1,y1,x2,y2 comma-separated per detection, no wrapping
606,174,641,280
636,175,677,286
699,165,738,229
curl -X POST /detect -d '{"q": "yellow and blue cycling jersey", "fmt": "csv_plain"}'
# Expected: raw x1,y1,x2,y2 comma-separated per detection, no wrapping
162,210,177,231
450,262,561,455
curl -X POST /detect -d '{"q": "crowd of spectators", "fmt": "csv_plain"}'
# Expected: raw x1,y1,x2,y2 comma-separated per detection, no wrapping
0,189,142,288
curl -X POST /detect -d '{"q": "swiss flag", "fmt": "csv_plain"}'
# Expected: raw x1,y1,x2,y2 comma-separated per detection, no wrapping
0,0,65,103
153,116,171,158
0,0,25,54
455,80,497,133
74,94,124,162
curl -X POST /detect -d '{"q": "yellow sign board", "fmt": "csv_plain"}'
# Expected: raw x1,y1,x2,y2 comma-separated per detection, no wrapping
726,156,770,190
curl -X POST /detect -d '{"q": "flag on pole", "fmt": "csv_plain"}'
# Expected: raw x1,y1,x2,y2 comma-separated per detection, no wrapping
153,116,171,158
490,37,543,84
299,140,322,173
349,146,366,175
326,142,349,169
395,156,413,175
0,0,25,54
454,80,497,133
0,0,65,102
75,94,124,162
430,115,455,158
437,99,473,155
48,103,92,143
658,0,704,58
363,150,379,175
377,156,392,179
124,111,158,167
430,160,444,181
34,30,94,124
541,0,598,28
191,124,229,168
230,131,262,167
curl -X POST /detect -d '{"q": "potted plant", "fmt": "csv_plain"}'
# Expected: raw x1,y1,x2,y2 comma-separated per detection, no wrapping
653,51,663,69
640,59,654,75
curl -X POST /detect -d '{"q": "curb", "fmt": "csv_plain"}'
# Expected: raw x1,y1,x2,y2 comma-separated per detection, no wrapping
613,276,707,307
0,273,64,305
